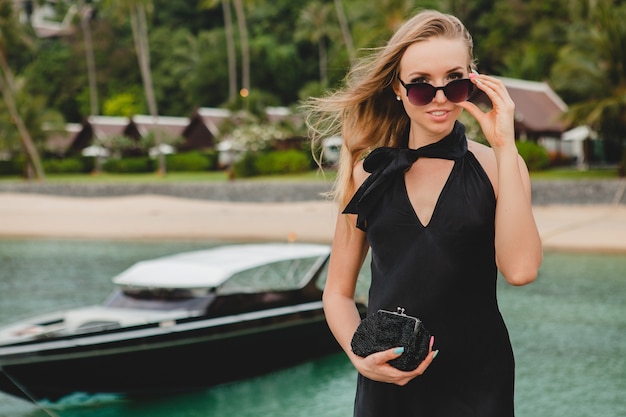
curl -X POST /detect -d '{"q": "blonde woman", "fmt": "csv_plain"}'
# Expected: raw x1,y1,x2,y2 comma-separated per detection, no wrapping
306,9,542,417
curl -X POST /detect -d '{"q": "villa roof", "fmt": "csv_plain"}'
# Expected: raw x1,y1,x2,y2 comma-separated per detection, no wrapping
472,77,569,137
131,115,189,138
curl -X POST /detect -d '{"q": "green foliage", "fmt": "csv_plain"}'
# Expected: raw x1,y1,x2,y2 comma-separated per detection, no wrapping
549,0,626,160
458,111,487,145
298,81,328,103
255,150,311,176
102,157,153,173
232,149,310,178
231,152,258,178
149,26,201,116
3,0,625,172
42,158,87,174
103,89,144,117
166,151,214,172
22,41,80,119
516,140,550,171
228,89,281,118
0,158,24,176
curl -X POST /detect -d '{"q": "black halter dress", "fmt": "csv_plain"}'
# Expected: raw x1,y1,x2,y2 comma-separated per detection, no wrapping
343,122,515,417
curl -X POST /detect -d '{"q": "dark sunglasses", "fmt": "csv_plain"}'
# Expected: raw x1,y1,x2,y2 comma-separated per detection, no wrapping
398,77,474,106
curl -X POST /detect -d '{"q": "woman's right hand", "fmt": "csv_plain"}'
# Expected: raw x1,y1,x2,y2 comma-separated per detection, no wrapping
352,337,438,386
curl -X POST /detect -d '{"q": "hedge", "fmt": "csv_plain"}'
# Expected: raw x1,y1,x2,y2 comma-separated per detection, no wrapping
232,150,311,178
102,157,153,173
166,151,216,172
516,141,550,171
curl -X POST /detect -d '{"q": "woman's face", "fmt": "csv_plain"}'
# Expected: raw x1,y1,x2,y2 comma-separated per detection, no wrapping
395,37,471,144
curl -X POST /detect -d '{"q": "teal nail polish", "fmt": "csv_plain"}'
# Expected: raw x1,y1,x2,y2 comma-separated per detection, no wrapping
433,350,439,359
393,347,404,354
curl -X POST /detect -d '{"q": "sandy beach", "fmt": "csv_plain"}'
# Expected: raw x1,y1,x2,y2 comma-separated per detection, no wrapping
1,193,625,253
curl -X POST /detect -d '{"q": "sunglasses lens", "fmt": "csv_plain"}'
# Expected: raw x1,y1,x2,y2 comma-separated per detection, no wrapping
444,79,473,103
407,84,435,106
403,79,474,105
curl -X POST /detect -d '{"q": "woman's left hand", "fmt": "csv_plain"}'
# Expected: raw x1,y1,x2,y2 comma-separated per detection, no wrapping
456,73,516,152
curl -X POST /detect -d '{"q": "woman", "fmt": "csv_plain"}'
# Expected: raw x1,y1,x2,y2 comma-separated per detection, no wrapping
305,9,543,417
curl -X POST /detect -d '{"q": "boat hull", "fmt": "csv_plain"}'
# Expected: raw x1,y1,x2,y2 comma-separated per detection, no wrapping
0,302,355,402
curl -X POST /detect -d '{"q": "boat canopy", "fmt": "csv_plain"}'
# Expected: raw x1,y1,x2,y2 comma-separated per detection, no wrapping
112,243,331,289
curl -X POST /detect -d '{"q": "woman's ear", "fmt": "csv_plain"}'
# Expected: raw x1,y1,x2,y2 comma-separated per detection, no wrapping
392,83,402,100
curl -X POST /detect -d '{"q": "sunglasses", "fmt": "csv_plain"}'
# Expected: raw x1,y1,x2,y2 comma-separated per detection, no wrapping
398,77,474,106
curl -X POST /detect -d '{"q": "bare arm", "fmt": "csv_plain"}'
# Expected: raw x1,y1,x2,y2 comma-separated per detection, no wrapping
322,211,369,354
323,162,372,357
458,74,542,285
323,163,438,385
493,152,542,285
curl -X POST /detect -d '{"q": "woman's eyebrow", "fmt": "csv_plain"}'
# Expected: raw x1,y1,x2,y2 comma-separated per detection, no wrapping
406,66,465,79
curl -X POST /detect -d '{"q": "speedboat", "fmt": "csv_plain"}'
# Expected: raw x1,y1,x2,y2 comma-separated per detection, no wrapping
0,243,366,403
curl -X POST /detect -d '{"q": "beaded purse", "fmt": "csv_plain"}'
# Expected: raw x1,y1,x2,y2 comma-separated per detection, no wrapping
351,307,431,371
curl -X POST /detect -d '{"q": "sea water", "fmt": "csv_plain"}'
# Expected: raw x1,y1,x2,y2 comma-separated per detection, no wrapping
0,240,624,417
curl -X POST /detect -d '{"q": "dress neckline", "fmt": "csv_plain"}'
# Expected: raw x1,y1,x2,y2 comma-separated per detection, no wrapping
343,121,468,231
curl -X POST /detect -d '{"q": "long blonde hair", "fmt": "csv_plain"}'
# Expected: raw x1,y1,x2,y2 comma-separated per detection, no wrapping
304,10,475,207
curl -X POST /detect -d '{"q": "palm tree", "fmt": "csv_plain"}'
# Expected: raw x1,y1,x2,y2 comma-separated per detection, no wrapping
232,0,250,96
334,0,354,59
200,0,251,103
200,0,237,102
79,1,99,117
296,2,336,87
550,0,626,165
104,0,166,174
0,0,45,180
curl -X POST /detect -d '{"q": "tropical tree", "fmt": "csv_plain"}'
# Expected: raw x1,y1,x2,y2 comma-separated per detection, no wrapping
473,0,570,78
103,0,166,174
0,0,45,179
232,0,250,96
78,0,99,116
346,0,422,49
550,0,626,165
200,0,237,103
334,0,354,59
295,2,336,87
201,0,252,106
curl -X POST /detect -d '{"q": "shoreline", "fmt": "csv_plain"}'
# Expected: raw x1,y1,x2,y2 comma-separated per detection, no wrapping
1,193,625,253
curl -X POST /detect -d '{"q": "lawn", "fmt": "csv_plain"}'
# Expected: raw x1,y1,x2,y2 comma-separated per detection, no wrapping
0,169,337,184
529,167,620,180
0,166,620,184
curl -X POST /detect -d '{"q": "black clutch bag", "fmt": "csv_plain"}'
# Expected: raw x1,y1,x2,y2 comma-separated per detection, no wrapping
350,307,431,371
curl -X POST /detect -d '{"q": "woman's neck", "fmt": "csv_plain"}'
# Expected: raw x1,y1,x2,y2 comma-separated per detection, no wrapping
407,124,456,149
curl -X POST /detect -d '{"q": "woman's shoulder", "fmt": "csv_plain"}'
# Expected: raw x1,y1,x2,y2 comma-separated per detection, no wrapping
352,159,369,189
468,139,496,164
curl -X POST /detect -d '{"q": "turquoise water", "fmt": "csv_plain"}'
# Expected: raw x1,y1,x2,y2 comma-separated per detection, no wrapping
0,240,624,417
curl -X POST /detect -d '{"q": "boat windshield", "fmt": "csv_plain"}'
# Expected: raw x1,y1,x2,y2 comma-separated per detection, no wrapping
216,256,324,295
104,288,214,312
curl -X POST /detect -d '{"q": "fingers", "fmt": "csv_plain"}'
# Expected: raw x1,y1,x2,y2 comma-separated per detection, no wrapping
469,73,513,107
366,346,406,368
457,72,516,147
357,336,439,386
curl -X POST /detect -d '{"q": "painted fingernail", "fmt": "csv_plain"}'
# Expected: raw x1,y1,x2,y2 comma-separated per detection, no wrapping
469,70,482,84
432,350,439,359
393,347,405,354
429,336,434,349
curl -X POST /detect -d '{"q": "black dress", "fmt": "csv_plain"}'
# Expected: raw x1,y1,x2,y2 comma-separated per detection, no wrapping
344,122,515,417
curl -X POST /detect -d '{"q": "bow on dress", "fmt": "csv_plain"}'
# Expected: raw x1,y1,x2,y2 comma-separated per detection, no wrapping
343,121,468,230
